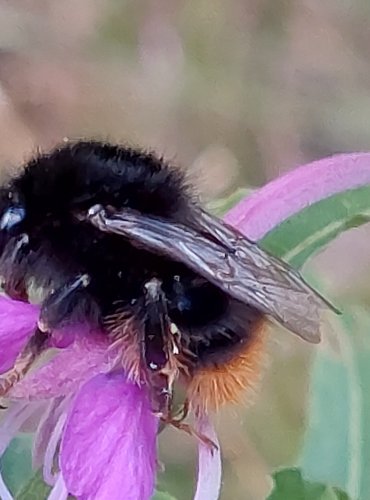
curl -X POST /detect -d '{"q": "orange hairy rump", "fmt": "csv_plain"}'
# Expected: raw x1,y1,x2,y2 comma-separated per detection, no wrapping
186,320,267,414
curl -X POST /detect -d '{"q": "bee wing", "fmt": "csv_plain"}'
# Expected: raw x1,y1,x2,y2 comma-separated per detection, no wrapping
189,208,338,334
84,205,334,343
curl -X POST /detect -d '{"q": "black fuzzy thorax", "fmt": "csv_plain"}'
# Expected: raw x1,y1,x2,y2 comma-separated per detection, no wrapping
2,141,193,305
16,141,190,219
0,141,260,368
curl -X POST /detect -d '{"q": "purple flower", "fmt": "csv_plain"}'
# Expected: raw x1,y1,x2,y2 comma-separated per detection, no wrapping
0,314,221,500
0,153,369,500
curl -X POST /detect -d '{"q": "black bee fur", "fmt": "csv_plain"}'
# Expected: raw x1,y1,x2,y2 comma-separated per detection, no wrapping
0,140,329,418
0,141,262,414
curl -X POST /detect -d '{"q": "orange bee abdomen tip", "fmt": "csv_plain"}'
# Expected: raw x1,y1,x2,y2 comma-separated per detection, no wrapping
186,319,268,415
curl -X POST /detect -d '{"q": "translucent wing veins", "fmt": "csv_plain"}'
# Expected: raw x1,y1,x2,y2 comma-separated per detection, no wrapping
82,204,337,343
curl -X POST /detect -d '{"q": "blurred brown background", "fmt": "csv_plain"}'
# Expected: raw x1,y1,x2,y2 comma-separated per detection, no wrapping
1,1,370,499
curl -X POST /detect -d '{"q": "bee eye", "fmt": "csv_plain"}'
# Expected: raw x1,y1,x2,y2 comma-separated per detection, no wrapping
0,206,26,230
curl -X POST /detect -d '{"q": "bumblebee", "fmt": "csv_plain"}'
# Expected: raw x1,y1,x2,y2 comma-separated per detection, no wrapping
0,141,330,425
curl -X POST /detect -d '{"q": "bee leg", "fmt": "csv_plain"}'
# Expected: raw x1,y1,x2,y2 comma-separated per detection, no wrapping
38,274,91,332
161,400,218,451
0,274,91,400
0,234,30,301
166,417,218,451
0,326,49,398
169,399,189,423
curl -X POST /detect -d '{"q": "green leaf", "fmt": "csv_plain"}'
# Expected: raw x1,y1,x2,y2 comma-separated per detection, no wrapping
300,308,370,499
152,490,177,500
1,434,33,496
16,470,51,500
220,183,370,498
207,187,252,216
260,185,370,267
15,471,177,500
253,184,370,498
267,468,351,500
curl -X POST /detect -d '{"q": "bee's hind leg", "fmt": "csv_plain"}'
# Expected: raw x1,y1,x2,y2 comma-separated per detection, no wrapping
161,399,218,451
0,274,91,401
168,419,218,451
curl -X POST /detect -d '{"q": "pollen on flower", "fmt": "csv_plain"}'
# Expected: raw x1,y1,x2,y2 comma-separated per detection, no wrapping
186,320,267,414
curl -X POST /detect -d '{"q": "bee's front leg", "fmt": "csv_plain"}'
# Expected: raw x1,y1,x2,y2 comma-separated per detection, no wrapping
0,274,91,400
0,326,48,398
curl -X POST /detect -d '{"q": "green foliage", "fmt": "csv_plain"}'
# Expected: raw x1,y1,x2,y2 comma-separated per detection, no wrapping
152,490,177,500
15,469,178,500
267,468,350,500
1,435,33,496
260,185,370,267
16,471,51,500
300,309,370,499
207,187,252,216
256,185,370,499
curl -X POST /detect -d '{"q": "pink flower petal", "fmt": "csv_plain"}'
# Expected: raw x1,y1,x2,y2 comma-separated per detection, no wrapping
10,329,108,400
194,416,221,500
0,401,42,455
0,296,39,373
43,409,67,486
60,372,158,500
47,473,68,500
49,323,96,349
225,153,370,240
19,400,49,433
33,397,69,470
